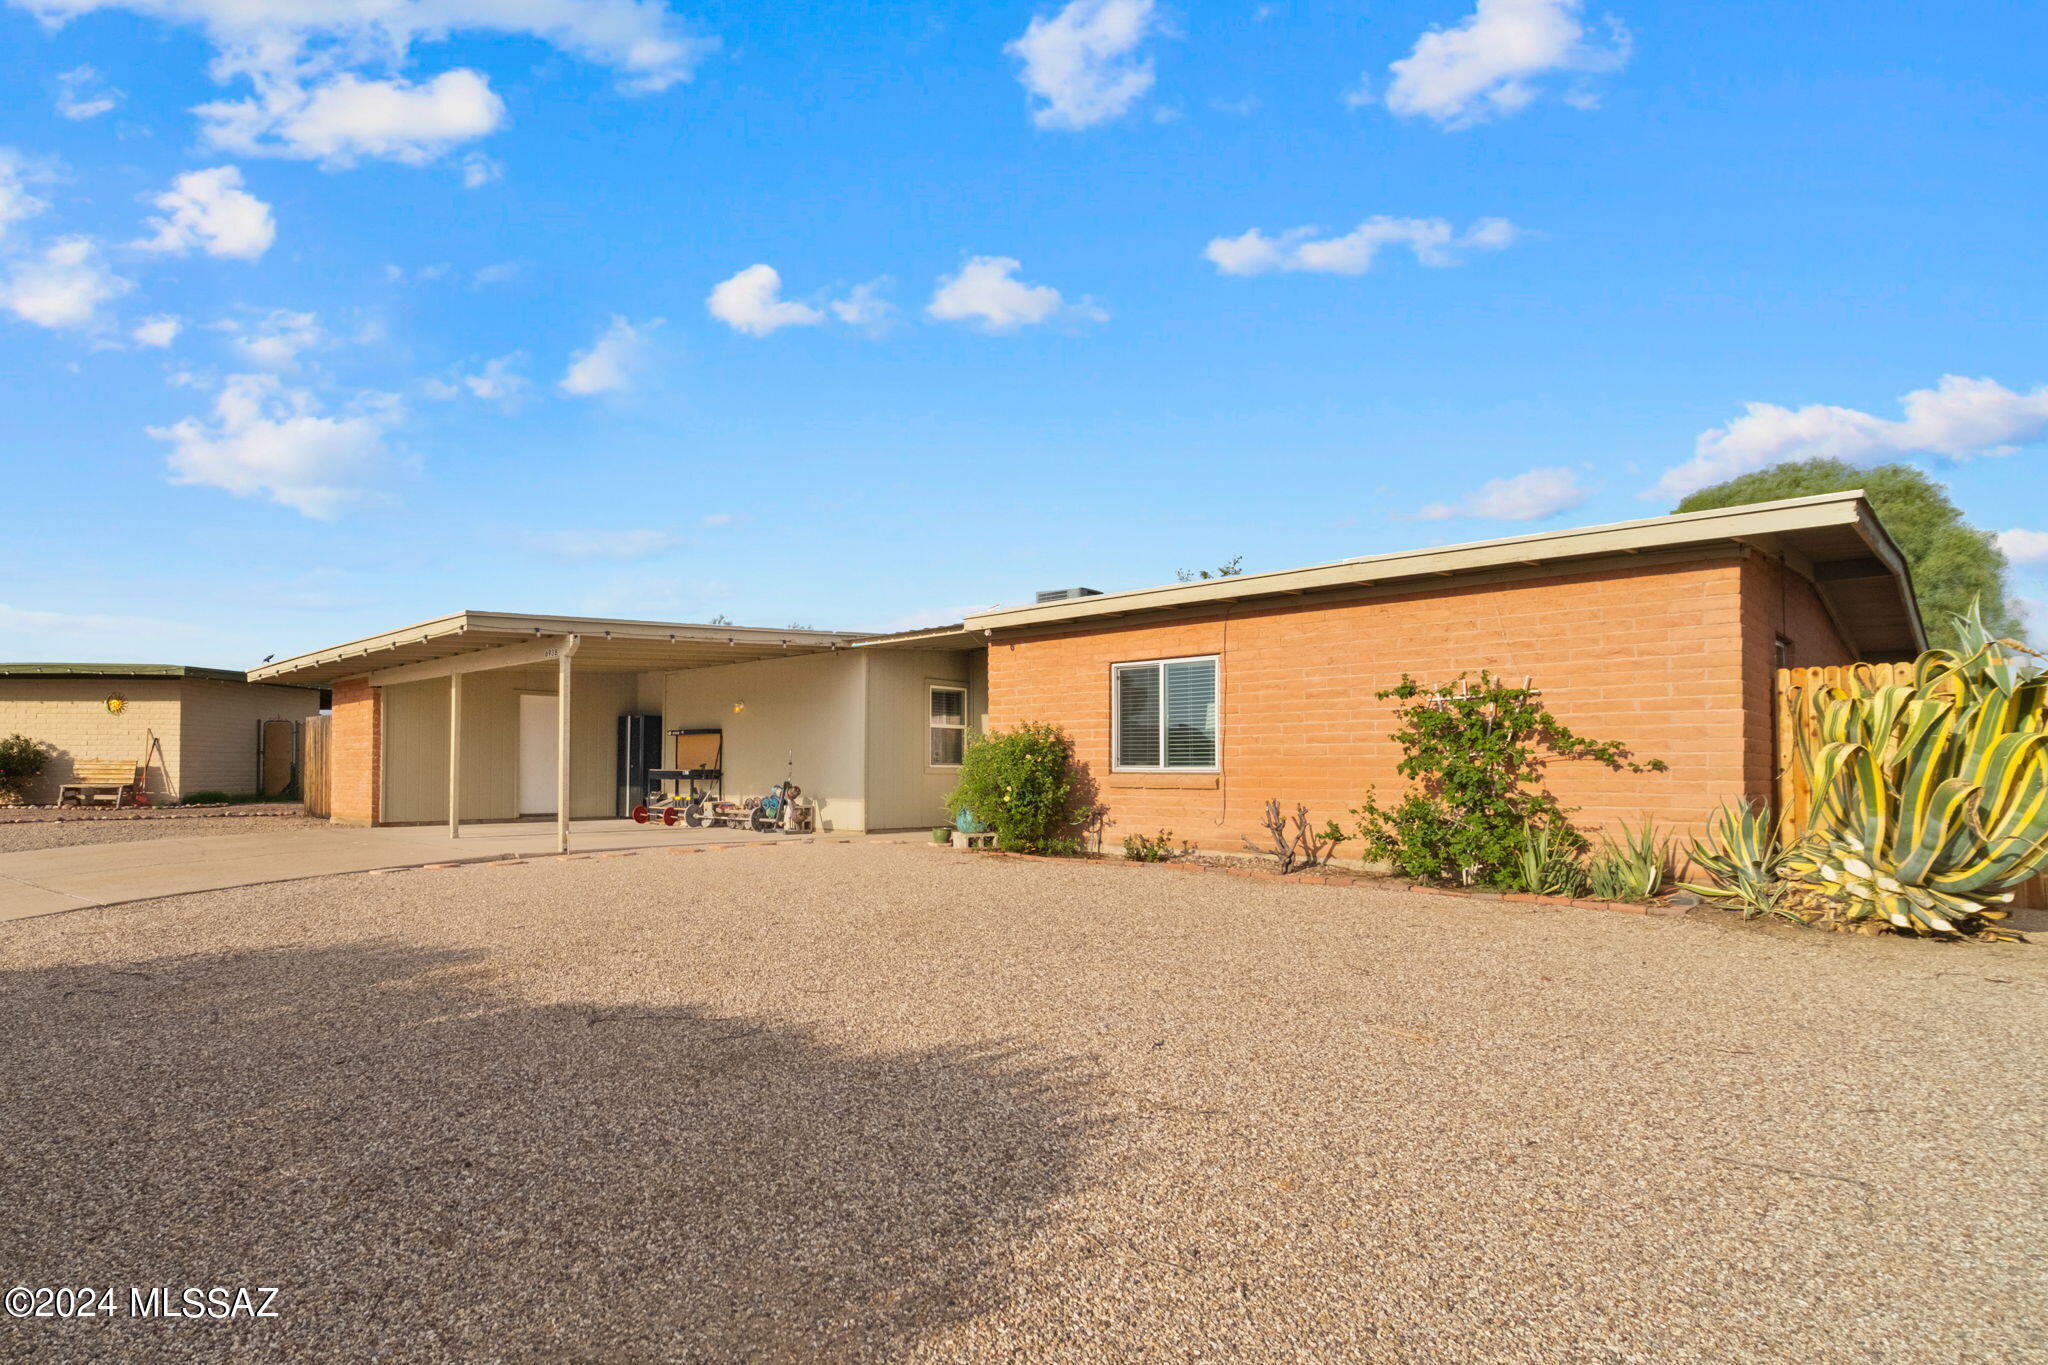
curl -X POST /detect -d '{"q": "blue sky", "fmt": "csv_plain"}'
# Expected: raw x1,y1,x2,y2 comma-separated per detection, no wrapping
2,0,2043,666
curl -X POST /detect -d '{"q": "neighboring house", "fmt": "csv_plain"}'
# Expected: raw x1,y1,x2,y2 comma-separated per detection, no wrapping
0,664,326,804
250,492,1920,843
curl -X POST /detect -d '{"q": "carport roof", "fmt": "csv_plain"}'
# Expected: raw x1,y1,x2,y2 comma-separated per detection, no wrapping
247,612,867,687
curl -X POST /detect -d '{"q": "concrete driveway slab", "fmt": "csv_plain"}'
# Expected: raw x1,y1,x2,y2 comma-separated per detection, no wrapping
0,819,806,923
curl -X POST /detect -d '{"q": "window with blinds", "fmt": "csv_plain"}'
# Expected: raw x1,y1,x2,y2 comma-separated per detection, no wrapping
928,685,967,767
1112,656,1218,771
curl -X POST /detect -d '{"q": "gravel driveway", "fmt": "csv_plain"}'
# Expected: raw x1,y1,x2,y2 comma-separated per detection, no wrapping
0,814,329,855
3,842,2042,1362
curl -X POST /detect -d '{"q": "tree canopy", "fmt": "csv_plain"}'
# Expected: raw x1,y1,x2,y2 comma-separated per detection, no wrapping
1672,459,2019,651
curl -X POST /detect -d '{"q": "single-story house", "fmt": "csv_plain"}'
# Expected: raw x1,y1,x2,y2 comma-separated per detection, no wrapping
0,664,326,805
249,491,1920,848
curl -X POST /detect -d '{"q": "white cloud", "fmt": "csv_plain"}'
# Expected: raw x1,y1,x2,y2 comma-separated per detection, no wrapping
560,315,657,395
56,64,119,118
472,260,521,286
153,372,401,518
1654,376,2048,499
0,149,49,243
136,165,276,259
1996,529,2048,566
1007,0,1160,130
198,69,506,166
461,353,527,403
459,152,501,188
1371,0,1629,127
706,264,824,337
132,314,183,347
828,277,895,331
20,0,715,102
1418,466,1586,521
928,255,1100,331
224,308,321,369
1,236,131,329
1205,216,1518,276
698,511,737,526
526,528,681,560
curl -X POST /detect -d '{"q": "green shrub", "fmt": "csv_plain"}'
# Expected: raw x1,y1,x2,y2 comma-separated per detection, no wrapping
0,734,53,804
1352,672,1665,888
945,722,1087,855
1121,829,1192,862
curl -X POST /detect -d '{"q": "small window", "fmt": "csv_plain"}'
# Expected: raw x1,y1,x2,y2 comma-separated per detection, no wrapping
928,685,967,767
1113,656,1218,771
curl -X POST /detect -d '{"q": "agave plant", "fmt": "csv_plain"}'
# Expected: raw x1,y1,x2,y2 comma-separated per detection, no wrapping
1586,818,1671,902
1782,602,2046,938
1512,820,1587,896
1680,802,1796,920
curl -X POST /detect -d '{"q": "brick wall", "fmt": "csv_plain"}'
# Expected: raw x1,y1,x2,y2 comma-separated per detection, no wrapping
986,552,1855,854
329,676,380,826
1736,555,1857,809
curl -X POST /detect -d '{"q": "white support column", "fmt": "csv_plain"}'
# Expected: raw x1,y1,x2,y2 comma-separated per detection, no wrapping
447,671,463,839
555,636,581,854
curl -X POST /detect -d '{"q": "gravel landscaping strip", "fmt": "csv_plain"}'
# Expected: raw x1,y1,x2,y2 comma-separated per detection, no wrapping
0,816,331,855
2,841,2043,1362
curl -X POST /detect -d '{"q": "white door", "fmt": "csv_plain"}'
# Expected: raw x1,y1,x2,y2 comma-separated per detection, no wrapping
518,693,558,815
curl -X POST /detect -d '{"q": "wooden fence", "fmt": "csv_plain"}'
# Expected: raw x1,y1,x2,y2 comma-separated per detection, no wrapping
300,715,330,820
1775,663,2044,909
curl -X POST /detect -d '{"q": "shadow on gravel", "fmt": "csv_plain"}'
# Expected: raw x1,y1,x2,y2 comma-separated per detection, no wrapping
0,941,1105,1361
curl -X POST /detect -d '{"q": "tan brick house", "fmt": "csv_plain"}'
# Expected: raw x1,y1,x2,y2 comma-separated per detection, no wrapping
253,492,1920,853
958,490,1919,850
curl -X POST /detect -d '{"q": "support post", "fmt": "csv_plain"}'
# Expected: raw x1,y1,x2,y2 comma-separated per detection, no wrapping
447,671,463,839
556,636,581,854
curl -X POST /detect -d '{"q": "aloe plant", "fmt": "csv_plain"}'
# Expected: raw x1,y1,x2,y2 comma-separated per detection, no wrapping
1780,603,2046,937
1586,819,1671,902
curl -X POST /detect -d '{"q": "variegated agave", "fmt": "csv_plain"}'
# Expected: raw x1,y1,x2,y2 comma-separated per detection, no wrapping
1785,603,2046,938
1679,802,1794,920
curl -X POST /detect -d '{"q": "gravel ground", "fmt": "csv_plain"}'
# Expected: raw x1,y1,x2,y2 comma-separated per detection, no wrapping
3,842,2043,1363
0,815,329,854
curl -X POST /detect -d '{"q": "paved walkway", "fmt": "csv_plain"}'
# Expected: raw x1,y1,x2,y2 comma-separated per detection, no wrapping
0,819,807,923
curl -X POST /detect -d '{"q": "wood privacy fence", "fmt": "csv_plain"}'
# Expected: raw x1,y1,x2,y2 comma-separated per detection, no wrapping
1775,663,2045,909
1773,663,1914,842
300,715,330,819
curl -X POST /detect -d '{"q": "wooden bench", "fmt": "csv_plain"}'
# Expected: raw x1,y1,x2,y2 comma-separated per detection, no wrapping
57,760,141,808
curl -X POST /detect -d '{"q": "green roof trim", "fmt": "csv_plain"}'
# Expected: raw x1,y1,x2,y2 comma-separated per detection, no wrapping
0,663,282,685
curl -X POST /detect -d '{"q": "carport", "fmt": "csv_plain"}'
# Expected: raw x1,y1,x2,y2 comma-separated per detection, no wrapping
250,613,864,852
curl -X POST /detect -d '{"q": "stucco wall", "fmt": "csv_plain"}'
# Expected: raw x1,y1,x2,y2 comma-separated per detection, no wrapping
984,552,1853,853
0,678,183,803
862,648,975,831
176,679,323,796
380,667,636,824
661,651,869,832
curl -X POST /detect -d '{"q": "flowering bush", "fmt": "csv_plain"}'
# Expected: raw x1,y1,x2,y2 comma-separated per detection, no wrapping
945,722,1086,855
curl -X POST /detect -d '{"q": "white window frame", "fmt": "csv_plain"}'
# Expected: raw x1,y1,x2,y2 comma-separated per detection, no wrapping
1110,654,1220,773
927,683,968,770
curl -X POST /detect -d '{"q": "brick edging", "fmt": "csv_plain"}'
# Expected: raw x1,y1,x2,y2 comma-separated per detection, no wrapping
948,846,1689,916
